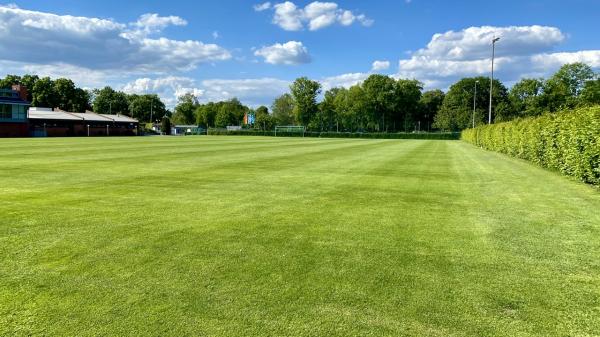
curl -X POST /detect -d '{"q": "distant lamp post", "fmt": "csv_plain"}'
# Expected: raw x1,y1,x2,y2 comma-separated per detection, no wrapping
489,36,500,124
87,124,90,137
473,80,479,128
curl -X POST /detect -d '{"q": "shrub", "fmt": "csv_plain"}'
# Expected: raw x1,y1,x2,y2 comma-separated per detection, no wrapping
161,117,171,135
462,106,600,186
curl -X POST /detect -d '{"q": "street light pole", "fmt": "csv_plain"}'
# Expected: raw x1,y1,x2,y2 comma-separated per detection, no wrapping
473,80,479,128
489,36,500,124
150,103,153,125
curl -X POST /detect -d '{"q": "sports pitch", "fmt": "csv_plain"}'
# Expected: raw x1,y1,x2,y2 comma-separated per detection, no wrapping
1,136,599,336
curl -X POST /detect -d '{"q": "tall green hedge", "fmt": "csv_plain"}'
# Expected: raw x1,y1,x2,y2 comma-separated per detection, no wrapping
462,106,600,186
207,128,460,140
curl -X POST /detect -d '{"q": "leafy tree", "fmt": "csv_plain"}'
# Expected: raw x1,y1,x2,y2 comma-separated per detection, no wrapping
128,94,166,122
21,74,39,101
255,105,269,117
271,93,295,125
550,62,595,97
54,78,76,111
332,87,350,131
0,74,22,89
393,79,423,131
434,77,510,131
194,99,248,128
196,102,219,128
509,78,544,117
254,107,275,130
215,105,236,128
71,88,92,112
93,86,129,115
226,98,248,124
171,93,198,125
580,79,600,106
540,63,596,111
332,85,369,132
32,77,57,108
161,117,171,135
290,77,321,128
317,88,342,131
418,89,445,132
363,74,397,131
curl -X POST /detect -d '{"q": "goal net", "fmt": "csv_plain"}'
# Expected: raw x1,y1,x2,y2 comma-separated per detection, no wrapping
274,125,305,137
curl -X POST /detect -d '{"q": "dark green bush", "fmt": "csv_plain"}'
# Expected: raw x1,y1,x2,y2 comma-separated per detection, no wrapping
462,106,600,186
161,117,171,135
207,128,460,140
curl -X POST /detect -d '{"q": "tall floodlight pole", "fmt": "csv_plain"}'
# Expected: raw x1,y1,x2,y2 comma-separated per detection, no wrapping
473,80,479,128
489,36,500,124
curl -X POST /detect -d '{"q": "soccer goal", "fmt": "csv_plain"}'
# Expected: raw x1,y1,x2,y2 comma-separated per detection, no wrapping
274,125,306,137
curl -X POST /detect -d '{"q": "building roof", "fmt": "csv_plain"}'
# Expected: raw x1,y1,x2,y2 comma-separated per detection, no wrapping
28,108,83,121
99,114,138,123
26,108,139,123
69,112,114,122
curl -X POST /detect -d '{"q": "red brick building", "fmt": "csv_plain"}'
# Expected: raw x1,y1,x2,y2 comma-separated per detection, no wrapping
0,84,139,138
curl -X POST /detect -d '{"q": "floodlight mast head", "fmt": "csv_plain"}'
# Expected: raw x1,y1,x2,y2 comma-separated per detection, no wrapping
492,37,500,44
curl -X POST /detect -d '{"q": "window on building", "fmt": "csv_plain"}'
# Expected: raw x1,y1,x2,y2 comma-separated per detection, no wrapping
0,104,27,120
0,104,11,119
14,105,23,120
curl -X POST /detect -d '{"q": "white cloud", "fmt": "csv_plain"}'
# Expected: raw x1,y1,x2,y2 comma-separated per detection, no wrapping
266,1,372,31
272,2,304,31
212,30,220,39
530,50,600,69
137,38,230,71
371,60,390,72
123,77,291,108
304,2,338,30
254,2,272,11
0,5,231,74
415,25,564,61
254,41,311,65
130,13,187,36
200,78,291,105
122,76,202,107
396,25,600,89
320,72,369,90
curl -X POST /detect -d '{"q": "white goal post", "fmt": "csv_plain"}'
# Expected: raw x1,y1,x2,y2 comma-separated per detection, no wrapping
274,125,306,137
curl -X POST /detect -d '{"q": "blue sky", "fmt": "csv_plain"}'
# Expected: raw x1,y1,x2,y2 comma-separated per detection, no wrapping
0,0,599,107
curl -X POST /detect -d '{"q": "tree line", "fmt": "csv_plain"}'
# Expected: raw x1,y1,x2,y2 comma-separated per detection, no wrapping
434,62,599,130
175,62,599,133
0,75,168,122
3,62,598,131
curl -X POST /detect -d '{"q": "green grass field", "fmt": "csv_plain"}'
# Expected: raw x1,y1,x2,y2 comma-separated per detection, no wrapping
1,136,599,336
